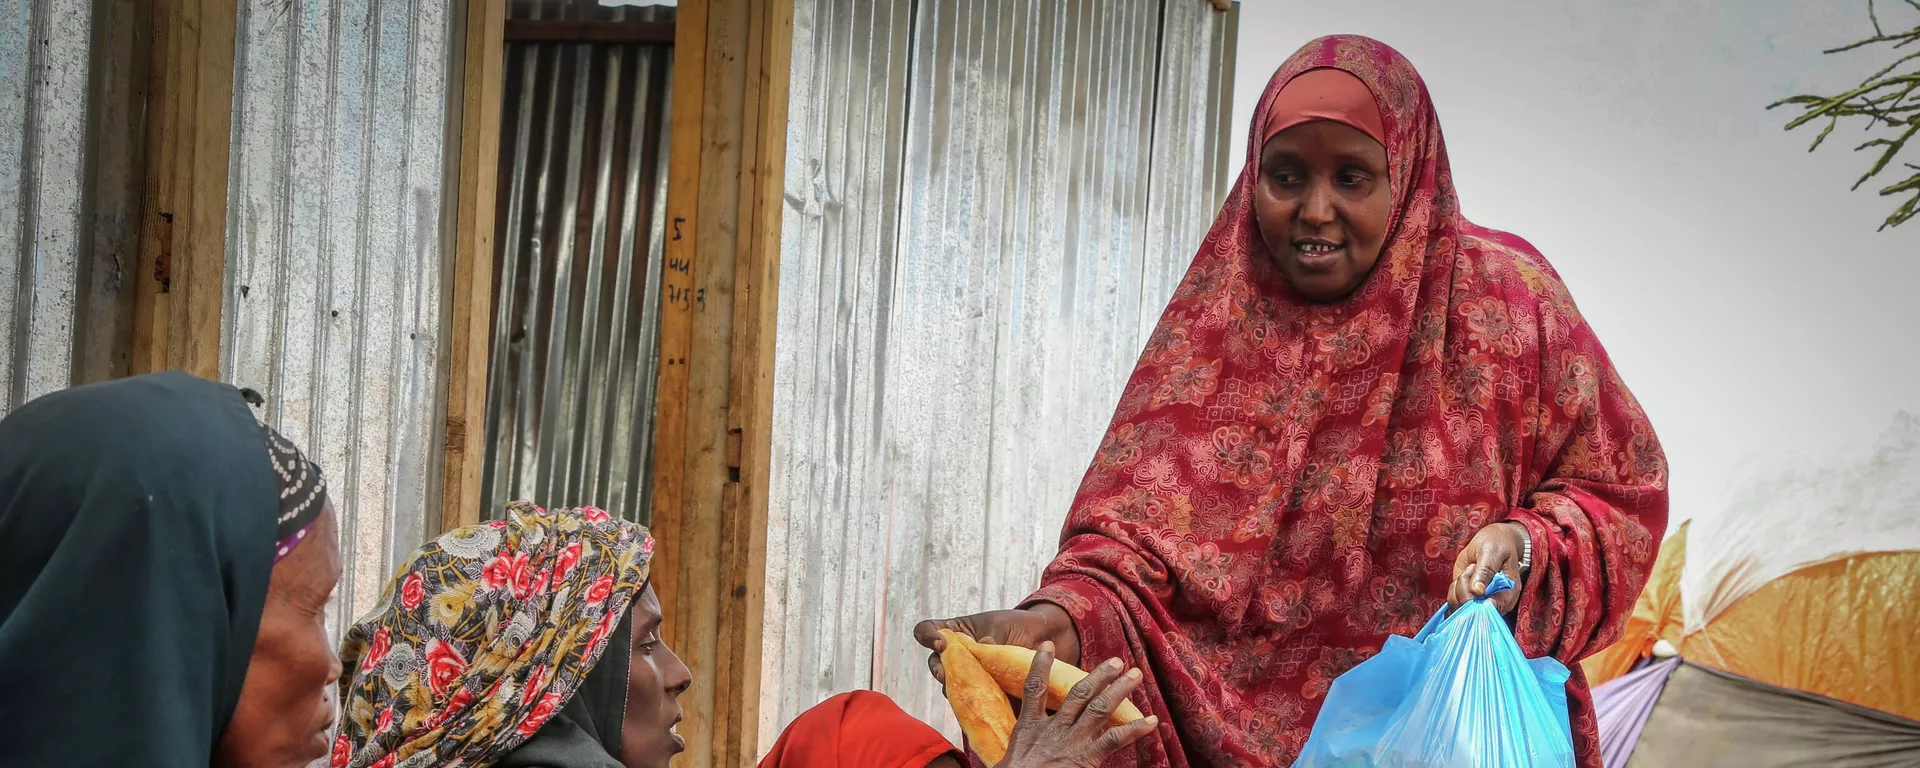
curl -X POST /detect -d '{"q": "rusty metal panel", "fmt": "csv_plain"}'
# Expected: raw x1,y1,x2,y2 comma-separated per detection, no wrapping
0,0,92,414
223,0,453,637
480,4,675,525
764,0,1239,745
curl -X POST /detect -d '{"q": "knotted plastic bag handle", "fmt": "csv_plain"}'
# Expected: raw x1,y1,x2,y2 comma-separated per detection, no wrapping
1479,570,1516,600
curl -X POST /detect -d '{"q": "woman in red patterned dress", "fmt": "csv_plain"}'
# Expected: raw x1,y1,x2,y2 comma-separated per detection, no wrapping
915,35,1667,768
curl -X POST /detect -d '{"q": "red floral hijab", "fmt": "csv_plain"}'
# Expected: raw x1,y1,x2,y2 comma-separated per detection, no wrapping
333,502,654,768
1026,35,1666,766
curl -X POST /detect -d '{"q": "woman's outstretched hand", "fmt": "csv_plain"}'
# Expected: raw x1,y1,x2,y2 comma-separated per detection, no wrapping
914,603,1080,685
1449,521,1528,614
998,642,1159,768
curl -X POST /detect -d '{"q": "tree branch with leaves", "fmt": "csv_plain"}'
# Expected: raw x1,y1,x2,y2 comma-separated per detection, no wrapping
1770,0,1920,230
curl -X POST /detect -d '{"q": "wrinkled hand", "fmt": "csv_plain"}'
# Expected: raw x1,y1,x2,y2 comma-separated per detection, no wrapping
915,604,1080,686
998,642,1159,768
1449,521,1528,614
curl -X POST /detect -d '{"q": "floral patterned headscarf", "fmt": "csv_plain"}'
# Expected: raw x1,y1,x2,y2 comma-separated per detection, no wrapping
333,502,654,768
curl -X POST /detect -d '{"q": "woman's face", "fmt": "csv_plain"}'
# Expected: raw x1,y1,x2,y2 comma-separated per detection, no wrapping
216,505,343,768
620,585,693,768
1254,119,1393,302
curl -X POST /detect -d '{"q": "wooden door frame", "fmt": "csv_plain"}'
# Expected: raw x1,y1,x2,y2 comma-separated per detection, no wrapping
440,2,791,764
130,0,238,379
440,0,509,535
649,1,791,764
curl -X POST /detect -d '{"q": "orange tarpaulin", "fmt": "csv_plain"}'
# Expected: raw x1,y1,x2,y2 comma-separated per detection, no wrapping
1582,522,1688,686
1680,550,1920,723
1586,518,1920,722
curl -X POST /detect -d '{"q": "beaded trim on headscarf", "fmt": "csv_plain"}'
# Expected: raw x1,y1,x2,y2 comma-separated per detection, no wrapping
239,388,330,563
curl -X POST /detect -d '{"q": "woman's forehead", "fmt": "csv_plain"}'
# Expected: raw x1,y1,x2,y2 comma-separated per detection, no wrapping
1261,121,1389,163
633,584,663,617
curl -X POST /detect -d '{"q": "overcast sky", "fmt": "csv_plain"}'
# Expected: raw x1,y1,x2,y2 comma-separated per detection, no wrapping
1231,0,1920,531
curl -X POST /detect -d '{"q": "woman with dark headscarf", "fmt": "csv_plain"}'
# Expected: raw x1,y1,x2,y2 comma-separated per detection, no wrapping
336,503,1156,768
0,371,341,766
917,35,1668,767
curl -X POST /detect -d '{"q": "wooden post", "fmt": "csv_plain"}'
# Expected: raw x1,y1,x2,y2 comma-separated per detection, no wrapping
130,0,238,378
652,0,792,764
440,0,508,536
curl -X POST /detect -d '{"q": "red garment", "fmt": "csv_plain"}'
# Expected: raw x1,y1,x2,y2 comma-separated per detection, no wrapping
1023,35,1667,768
758,691,960,768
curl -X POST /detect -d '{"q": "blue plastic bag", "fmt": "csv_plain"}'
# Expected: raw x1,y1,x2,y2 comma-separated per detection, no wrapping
1292,573,1574,768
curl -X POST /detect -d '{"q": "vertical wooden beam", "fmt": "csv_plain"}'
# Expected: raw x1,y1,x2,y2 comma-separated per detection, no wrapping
441,0,508,535
74,0,152,386
650,0,706,675
131,0,237,378
652,0,707,760
720,0,790,762
653,0,792,765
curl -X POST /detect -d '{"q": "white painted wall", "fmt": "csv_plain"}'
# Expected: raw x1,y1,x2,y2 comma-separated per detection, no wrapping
1231,0,1920,531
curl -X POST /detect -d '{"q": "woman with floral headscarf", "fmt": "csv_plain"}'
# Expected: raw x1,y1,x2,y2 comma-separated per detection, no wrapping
917,35,1668,767
337,503,1156,768
332,502,673,768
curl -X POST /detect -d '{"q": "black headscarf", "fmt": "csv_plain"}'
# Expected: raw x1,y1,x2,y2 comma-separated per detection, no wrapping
496,612,633,768
0,372,320,765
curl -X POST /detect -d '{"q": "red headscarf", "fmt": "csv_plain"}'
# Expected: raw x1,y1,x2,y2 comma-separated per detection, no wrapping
1024,35,1666,767
1260,67,1386,147
758,691,960,768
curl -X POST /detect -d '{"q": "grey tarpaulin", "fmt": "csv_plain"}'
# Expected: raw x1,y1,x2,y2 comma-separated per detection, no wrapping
1626,662,1920,767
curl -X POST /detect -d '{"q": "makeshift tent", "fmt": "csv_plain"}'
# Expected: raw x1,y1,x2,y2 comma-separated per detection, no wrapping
1586,413,1920,766
1677,413,1920,635
1589,545,1920,765
1614,661,1920,767
1680,549,1920,721
1587,540,1920,723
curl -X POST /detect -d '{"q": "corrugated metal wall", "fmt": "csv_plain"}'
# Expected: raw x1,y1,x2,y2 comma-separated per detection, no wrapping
223,0,454,637
764,0,1238,744
481,4,674,525
0,0,91,414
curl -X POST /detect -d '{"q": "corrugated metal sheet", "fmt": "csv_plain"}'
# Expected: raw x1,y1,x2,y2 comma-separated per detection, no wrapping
0,0,91,414
223,0,453,639
764,0,1238,745
480,5,674,525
